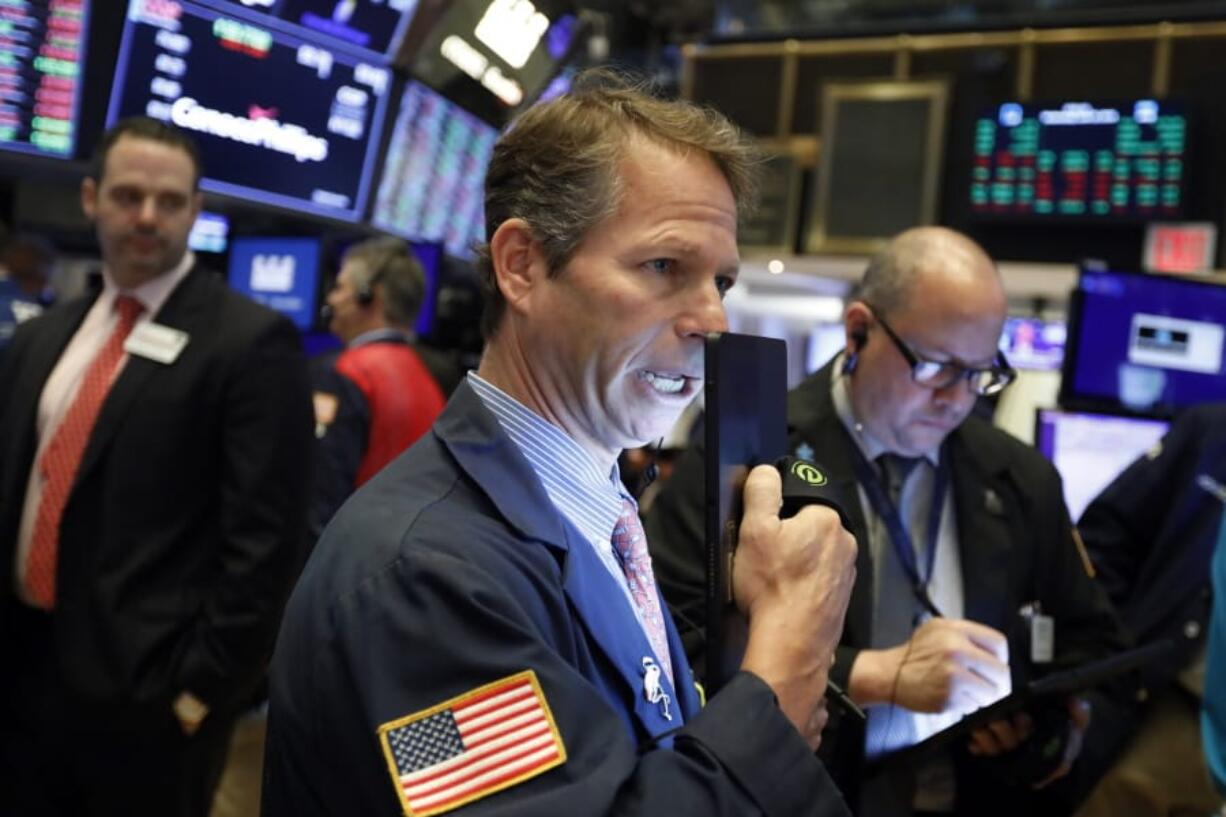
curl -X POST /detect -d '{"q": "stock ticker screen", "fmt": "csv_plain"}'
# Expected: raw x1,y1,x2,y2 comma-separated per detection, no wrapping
109,0,392,221
971,100,1188,219
195,0,418,60
0,0,90,159
371,80,497,259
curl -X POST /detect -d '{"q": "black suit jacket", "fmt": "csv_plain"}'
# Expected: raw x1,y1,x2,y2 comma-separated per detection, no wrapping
647,360,1123,814
0,265,314,714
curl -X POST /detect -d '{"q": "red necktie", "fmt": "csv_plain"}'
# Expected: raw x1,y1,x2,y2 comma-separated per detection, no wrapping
24,295,145,609
611,498,673,684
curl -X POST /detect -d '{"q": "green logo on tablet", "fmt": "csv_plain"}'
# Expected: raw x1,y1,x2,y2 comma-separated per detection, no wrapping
792,461,827,486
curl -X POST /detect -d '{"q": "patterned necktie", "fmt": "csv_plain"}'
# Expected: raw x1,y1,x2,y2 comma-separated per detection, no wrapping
24,295,145,609
611,497,673,684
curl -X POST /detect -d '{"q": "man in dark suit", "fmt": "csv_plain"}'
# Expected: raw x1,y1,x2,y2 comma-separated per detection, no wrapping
264,71,857,816
647,227,1124,816
1072,403,1226,816
0,118,314,816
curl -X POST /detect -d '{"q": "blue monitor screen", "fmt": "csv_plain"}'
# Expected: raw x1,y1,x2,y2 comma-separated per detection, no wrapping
1000,316,1065,371
1034,408,1169,521
371,80,497,259
228,237,322,330
0,0,91,158
109,0,392,221
194,0,418,60
188,211,228,253
1063,268,1226,413
409,240,441,337
971,99,1188,219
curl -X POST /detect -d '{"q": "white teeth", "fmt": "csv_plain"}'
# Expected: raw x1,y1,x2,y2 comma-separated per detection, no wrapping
643,371,686,394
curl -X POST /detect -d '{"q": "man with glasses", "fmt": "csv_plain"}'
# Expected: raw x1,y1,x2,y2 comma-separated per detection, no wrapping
647,226,1123,816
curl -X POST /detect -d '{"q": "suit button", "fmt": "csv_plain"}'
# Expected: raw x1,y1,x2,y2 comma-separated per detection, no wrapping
1136,688,1150,703
1184,620,1201,639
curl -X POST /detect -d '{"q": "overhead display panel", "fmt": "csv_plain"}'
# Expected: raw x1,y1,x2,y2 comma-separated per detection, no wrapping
971,100,1188,219
0,0,91,159
109,0,392,221
371,80,497,259
411,0,578,123
195,0,418,60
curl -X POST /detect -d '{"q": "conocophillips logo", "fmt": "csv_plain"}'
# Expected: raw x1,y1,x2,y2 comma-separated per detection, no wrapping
791,460,827,486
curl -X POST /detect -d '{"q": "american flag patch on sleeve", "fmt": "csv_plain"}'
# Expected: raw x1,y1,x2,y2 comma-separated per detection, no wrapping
378,670,567,816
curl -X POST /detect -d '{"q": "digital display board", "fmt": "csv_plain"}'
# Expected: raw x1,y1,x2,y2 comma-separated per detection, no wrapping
195,0,418,60
971,100,1187,218
228,236,321,330
1062,268,1226,414
0,0,90,158
372,80,497,259
109,0,392,221
1034,408,1169,522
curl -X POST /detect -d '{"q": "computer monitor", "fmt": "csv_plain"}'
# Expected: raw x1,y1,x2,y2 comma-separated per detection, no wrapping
188,212,229,254
228,237,322,331
999,316,1065,372
409,241,442,338
0,0,92,159
1034,407,1170,521
970,99,1188,219
371,80,498,259
108,0,393,221
1060,267,1226,414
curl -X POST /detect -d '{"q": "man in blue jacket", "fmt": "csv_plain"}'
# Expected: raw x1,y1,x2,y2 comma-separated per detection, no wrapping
263,71,859,816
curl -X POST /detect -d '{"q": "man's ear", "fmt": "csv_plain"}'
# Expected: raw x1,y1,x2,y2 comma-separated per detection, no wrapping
488,218,548,317
80,177,98,221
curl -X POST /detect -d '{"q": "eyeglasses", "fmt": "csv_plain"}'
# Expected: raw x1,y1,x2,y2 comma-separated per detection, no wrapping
868,308,1017,396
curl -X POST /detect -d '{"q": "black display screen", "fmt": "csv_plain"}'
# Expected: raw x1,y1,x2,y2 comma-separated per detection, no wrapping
970,100,1188,219
196,0,417,59
109,0,392,221
0,0,91,159
371,80,497,259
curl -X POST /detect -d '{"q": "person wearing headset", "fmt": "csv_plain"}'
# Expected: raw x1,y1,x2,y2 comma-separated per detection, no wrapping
646,226,1125,816
310,236,446,539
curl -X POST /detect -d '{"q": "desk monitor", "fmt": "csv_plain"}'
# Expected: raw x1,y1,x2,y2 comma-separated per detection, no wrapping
999,316,1065,372
108,0,393,221
228,237,322,331
1060,267,1226,415
0,0,92,159
1034,407,1170,522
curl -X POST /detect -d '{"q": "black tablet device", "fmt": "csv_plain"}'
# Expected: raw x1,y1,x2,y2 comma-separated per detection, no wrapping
877,639,1174,769
702,332,788,695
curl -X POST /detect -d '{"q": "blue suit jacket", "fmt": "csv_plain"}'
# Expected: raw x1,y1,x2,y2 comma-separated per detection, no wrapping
263,382,849,816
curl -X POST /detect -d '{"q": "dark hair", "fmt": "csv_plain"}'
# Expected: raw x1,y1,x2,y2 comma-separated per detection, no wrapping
89,117,203,189
343,236,426,328
475,68,760,340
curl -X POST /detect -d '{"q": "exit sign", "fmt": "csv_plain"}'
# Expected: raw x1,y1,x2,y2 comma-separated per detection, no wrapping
1143,222,1217,274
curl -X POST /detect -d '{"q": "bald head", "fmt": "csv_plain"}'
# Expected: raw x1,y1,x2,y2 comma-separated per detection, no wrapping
855,226,1003,318
842,227,1008,457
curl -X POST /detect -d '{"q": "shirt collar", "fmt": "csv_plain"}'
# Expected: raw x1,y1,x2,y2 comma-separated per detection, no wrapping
831,352,940,467
466,371,626,545
100,250,195,318
349,327,412,348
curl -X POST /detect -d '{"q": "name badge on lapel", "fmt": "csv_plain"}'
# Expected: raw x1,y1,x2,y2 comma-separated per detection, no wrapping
125,322,189,364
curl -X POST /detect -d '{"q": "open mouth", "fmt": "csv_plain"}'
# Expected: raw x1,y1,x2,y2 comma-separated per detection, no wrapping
641,370,696,396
